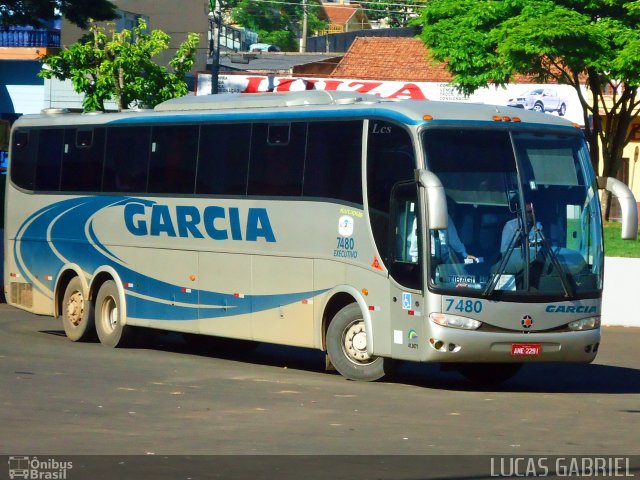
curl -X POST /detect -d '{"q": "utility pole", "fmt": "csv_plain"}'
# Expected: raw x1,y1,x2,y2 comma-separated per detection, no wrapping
301,0,308,52
210,0,222,94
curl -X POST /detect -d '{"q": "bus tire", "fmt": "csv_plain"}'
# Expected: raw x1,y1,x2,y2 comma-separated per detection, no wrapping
326,303,391,381
456,363,522,385
62,276,95,342
95,280,132,348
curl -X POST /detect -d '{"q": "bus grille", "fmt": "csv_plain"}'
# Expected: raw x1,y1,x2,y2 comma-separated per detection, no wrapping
10,282,33,308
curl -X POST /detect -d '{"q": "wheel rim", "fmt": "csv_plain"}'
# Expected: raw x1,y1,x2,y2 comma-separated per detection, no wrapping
66,291,84,327
101,296,118,333
341,319,374,365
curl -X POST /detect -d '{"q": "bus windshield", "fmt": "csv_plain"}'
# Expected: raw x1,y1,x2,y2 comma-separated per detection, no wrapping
423,128,603,299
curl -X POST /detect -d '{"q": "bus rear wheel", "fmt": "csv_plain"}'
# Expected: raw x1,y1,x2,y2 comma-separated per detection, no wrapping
95,280,132,348
62,277,95,341
326,304,392,381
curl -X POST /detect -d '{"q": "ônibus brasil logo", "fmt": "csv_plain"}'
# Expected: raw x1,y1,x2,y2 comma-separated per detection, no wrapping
8,456,72,479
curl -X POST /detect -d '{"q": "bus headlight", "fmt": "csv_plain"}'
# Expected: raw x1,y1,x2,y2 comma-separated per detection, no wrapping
568,316,601,331
430,313,482,330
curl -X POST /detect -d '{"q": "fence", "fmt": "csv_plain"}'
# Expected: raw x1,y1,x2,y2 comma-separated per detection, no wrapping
0,28,60,48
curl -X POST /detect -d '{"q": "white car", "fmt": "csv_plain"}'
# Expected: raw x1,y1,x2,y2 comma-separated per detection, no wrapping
507,88,567,116
249,43,281,52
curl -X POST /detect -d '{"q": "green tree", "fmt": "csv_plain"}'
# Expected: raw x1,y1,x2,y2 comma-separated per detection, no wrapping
416,0,640,211
39,19,199,112
0,0,118,28
221,0,327,51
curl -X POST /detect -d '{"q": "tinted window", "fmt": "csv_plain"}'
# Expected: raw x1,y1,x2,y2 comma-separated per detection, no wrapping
10,129,36,190
197,124,250,195
60,128,105,192
367,121,415,213
248,123,306,196
366,121,415,264
103,127,150,192
148,125,198,194
303,121,363,205
35,129,64,191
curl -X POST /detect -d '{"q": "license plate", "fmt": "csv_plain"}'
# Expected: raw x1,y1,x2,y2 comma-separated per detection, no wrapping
511,343,541,356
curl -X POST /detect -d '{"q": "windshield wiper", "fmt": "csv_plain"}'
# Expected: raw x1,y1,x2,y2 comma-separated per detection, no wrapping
534,227,574,298
483,224,523,297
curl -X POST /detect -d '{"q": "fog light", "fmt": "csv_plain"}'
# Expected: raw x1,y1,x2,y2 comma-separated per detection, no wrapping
584,344,592,353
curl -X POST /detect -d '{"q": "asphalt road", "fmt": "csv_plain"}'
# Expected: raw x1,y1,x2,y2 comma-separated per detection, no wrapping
1,302,639,463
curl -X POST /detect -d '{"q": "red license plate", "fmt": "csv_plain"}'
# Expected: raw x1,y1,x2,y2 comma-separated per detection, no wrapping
511,343,541,356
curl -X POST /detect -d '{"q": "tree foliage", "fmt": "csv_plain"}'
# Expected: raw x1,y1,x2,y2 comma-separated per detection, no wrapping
221,0,327,51
39,19,199,112
415,0,640,186
0,0,118,28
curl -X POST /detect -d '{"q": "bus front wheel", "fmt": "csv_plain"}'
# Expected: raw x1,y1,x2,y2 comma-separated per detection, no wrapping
95,280,132,348
326,304,392,381
62,276,95,342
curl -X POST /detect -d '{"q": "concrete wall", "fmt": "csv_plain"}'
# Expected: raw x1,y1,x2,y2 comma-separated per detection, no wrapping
602,256,640,327
0,60,44,115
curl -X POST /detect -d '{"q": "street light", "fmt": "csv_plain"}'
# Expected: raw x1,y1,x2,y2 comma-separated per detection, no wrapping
209,0,222,94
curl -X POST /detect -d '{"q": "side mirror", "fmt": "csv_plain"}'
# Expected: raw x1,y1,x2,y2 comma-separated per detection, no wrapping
416,169,448,230
597,176,638,240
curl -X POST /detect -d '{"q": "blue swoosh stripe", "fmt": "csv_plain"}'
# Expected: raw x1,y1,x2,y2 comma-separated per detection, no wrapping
16,196,330,321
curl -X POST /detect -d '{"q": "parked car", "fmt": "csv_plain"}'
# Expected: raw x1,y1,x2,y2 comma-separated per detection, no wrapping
507,88,567,116
249,43,281,52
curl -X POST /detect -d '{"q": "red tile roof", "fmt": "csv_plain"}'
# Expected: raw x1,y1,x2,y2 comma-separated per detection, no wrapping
330,37,452,82
329,37,551,84
321,2,360,26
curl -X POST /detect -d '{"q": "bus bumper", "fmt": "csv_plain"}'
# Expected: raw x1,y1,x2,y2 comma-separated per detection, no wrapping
421,324,601,363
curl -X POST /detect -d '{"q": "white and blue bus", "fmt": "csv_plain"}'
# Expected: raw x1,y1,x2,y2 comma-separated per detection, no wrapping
4,91,637,383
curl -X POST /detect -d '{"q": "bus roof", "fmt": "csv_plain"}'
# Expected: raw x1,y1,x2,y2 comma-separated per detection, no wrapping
14,91,579,129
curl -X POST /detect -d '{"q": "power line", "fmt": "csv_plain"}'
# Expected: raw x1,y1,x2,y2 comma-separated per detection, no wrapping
224,0,428,16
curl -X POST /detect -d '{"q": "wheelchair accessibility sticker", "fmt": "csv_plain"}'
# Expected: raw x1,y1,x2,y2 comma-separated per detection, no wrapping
402,292,412,310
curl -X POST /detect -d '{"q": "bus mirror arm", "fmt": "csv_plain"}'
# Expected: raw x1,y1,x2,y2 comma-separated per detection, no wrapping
597,176,638,240
416,169,448,230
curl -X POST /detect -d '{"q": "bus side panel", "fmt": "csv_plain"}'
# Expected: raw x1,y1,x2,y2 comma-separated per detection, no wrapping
118,246,200,333
251,255,314,347
5,239,55,316
198,252,253,341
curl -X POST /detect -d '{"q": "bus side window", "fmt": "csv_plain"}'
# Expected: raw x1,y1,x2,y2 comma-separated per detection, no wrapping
388,182,422,290
10,130,36,190
197,123,250,195
366,121,415,265
103,127,151,193
248,122,306,197
303,121,363,205
35,129,64,191
60,128,105,192
148,125,198,194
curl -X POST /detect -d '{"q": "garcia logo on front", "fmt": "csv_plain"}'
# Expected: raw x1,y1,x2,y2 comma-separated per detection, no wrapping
8,456,72,479
124,203,276,242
